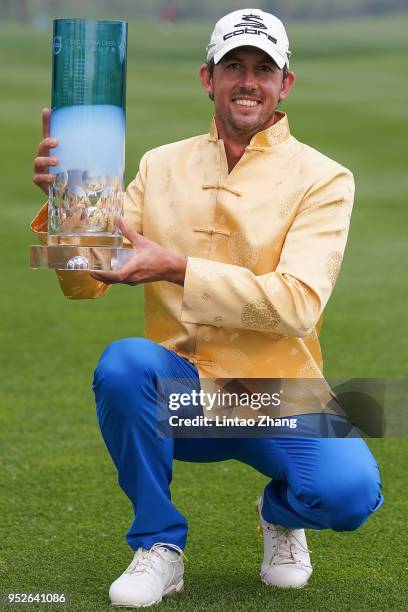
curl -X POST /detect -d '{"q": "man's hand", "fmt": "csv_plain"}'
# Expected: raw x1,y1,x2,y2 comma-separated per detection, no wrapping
33,107,59,195
90,218,187,287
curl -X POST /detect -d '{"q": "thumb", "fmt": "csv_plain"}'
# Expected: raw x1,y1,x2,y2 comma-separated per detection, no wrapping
118,216,142,247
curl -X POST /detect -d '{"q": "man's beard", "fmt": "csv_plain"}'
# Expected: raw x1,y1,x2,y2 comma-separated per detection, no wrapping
222,106,276,135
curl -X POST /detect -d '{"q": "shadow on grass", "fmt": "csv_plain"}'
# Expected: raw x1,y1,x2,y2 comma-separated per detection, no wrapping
159,568,312,611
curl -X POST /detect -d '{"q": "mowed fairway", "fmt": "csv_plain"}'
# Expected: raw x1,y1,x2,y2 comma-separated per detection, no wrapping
0,14,407,611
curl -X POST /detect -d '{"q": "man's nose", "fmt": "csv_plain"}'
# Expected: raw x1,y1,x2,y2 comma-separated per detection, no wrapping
240,68,257,89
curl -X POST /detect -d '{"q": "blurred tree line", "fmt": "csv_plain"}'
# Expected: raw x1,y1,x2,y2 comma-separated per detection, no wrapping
1,0,408,22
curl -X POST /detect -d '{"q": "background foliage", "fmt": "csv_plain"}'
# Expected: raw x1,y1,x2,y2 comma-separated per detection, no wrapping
2,0,408,22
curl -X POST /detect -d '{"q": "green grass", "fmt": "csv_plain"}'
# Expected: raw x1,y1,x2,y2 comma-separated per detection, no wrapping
0,14,407,611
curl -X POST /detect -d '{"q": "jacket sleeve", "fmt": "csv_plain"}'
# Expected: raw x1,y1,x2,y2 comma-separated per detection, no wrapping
30,154,147,300
180,168,354,337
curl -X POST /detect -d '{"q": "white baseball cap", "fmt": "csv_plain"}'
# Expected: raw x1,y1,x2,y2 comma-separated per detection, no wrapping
206,8,291,69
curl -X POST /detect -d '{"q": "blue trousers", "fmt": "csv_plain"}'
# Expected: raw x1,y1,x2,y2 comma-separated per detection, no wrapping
93,338,384,551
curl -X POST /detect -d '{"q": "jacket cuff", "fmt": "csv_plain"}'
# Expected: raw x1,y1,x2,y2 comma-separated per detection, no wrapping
180,257,229,327
30,201,48,245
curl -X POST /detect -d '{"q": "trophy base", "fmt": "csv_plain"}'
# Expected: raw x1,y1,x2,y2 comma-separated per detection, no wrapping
47,234,123,248
29,244,133,271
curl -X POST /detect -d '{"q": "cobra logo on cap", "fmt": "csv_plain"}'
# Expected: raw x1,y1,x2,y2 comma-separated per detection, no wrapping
234,13,267,30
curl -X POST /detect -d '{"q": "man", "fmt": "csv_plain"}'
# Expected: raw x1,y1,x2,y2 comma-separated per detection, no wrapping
32,9,383,609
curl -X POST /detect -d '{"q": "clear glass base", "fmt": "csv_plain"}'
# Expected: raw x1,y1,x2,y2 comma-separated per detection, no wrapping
29,244,133,271
47,233,122,247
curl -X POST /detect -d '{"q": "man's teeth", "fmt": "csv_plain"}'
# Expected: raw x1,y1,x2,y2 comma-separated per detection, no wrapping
234,99,259,107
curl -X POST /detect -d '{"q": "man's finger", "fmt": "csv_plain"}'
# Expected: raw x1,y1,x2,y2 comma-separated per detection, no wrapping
32,174,53,196
42,107,51,139
33,156,59,172
89,271,118,284
33,173,55,184
90,253,141,284
36,137,59,157
89,269,132,284
118,217,143,247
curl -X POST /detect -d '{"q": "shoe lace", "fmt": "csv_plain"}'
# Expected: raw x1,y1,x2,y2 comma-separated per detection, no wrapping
126,543,186,576
265,524,310,566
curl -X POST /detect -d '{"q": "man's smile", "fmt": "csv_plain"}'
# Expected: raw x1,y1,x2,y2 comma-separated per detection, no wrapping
232,94,261,107
233,98,261,107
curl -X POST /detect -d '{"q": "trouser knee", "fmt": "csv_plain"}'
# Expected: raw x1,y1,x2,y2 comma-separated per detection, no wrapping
296,468,383,532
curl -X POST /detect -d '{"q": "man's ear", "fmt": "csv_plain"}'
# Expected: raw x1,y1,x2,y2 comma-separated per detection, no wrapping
279,70,296,102
199,63,214,100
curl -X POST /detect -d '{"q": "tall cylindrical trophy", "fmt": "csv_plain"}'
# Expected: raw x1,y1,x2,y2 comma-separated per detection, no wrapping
30,19,133,271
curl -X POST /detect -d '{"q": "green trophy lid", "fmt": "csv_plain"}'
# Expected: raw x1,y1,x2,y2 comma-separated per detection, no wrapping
51,19,127,110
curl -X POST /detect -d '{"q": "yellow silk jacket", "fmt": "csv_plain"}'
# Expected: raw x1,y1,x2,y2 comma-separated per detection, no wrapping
32,112,354,397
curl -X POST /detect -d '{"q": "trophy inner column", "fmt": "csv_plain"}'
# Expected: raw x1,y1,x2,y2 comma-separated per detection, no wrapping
48,104,125,250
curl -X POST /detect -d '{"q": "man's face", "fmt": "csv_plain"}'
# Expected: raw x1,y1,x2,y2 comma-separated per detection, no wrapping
200,46,294,137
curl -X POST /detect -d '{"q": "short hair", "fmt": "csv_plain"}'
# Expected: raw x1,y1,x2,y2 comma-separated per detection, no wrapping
206,58,289,80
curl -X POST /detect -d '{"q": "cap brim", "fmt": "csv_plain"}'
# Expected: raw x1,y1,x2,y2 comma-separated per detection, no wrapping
213,37,287,69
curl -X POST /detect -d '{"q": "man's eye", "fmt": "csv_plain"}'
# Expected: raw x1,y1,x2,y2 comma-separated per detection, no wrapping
259,65,273,72
227,63,241,70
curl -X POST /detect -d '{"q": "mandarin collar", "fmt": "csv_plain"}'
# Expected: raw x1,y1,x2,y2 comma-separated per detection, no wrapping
208,111,291,148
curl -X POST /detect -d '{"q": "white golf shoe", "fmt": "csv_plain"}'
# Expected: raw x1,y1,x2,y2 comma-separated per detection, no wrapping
109,542,184,608
256,498,312,588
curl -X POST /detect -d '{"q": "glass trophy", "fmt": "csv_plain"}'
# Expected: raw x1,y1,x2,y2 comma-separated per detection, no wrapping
30,19,133,271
